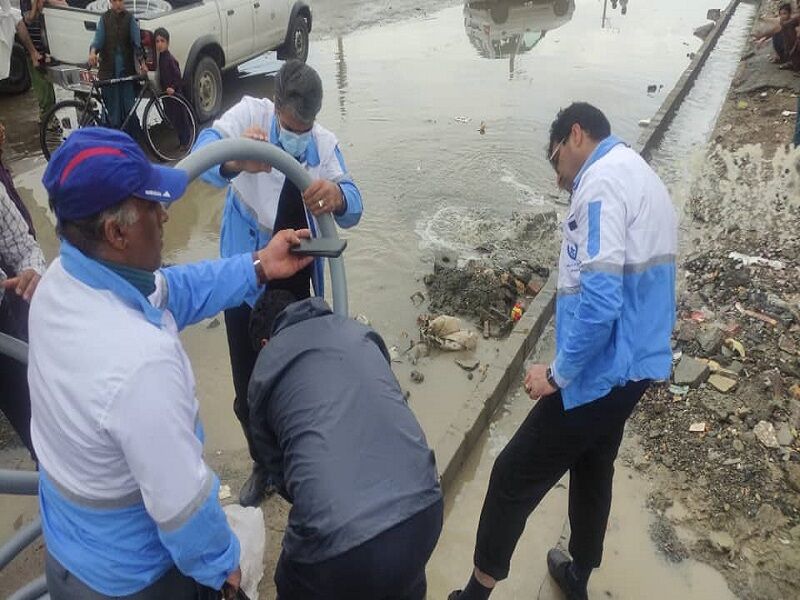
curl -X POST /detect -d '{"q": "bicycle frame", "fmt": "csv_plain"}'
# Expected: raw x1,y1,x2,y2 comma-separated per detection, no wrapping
81,73,154,132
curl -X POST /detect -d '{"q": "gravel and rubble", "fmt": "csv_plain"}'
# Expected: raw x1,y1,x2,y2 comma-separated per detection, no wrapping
629,4,800,595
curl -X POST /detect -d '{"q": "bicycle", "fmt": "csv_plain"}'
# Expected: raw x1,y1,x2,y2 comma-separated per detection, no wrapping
40,66,197,162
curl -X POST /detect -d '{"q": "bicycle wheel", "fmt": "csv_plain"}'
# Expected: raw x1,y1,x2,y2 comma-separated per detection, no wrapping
143,93,197,162
40,100,99,161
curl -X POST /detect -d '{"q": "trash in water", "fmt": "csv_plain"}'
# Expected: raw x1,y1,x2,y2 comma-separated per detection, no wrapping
511,302,523,322
638,119,651,127
409,291,426,307
454,116,472,124
689,422,707,433
455,358,480,371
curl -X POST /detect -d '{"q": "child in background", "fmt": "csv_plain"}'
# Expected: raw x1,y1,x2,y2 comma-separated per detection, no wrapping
154,27,190,148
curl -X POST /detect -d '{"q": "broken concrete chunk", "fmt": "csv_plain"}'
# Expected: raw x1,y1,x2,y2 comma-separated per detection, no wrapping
708,374,737,393
776,422,795,447
673,356,710,387
708,530,735,553
689,422,707,433
696,324,724,354
753,421,780,449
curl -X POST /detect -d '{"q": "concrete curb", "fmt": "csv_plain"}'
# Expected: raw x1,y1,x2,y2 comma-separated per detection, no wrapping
635,0,742,160
435,273,557,495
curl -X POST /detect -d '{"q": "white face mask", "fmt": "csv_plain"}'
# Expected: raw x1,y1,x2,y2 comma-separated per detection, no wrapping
279,128,312,159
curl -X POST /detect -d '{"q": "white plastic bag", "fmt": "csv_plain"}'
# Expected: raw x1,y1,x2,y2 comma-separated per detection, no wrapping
224,505,266,600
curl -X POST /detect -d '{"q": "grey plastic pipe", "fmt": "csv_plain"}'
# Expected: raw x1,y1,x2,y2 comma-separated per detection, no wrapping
0,517,41,570
176,138,349,316
0,332,27,365
7,574,47,600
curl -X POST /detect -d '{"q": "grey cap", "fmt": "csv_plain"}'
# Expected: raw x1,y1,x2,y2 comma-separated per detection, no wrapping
274,60,323,127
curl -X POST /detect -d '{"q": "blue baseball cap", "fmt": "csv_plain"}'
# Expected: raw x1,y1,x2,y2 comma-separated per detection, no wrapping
43,128,189,221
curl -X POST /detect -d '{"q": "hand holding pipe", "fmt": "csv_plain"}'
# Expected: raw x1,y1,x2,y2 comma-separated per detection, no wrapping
176,138,349,316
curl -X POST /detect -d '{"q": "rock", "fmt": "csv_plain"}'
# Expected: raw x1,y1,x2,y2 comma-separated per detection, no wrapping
410,370,424,384
354,313,371,326
732,439,745,453
753,421,780,449
527,276,545,295
697,324,724,354
689,422,707,433
389,346,401,362
778,334,797,355
673,356,710,387
675,320,699,343
790,384,800,401
510,266,532,283
790,524,800,542
776,422,795,447
708,374,737,393
694,22,714,40
706,8,721,21
433,249,458,272
785,463,800,493
755,503,788,534
727,360,744,376
455,358,480,371
412,343,430,360
708,530,735,553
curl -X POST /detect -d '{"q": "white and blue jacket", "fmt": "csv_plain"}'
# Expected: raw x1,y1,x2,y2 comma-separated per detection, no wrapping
193,96,363,306
552,136,677,409
27,242,258,595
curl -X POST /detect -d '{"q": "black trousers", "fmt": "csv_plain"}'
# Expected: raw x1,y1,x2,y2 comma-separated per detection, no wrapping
474,380,649,580
46,551,218,599
0,293,35,459
275,499,444,600
225,178,311,463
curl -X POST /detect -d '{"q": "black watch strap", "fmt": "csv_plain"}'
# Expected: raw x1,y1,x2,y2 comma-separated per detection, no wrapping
546,367,559,389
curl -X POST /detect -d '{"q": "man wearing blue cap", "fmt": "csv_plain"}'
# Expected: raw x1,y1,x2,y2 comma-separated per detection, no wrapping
27,127,313,599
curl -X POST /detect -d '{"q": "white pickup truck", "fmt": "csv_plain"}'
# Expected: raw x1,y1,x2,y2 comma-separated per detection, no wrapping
41,0,311,121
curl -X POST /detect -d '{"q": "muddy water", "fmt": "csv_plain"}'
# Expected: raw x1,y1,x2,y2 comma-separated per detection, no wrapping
426,326,737,599
0,0,734,567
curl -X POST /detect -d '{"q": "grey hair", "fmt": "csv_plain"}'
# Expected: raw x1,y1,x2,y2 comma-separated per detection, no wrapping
56,200,140,255
273,60,323,127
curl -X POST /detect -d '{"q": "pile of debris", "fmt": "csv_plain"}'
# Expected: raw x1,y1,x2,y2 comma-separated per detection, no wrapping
422,252,550,338
630,235,800,596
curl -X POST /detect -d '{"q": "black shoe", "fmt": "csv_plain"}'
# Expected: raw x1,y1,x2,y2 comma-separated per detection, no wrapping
547,548,589,600
239,464,272,507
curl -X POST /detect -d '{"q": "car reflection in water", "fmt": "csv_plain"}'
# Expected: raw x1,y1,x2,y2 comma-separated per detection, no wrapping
464,0,575,77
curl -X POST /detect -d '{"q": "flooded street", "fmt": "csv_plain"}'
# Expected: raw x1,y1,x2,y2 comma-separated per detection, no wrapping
0,0,762,596
1,0,718,453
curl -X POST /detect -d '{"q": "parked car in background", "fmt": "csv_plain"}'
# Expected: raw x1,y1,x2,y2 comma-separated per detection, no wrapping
41,0,311,121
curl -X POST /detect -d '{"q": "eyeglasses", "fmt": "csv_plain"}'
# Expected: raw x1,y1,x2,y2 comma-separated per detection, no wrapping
549,136,567,171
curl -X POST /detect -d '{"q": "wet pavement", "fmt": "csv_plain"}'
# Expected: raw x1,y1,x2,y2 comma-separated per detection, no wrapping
426,326,737,599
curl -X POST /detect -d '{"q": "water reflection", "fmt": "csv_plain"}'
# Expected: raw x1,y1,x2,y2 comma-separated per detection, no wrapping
463,0,575,76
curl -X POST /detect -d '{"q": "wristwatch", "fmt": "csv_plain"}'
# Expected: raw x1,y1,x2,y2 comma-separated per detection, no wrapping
546,366,559,390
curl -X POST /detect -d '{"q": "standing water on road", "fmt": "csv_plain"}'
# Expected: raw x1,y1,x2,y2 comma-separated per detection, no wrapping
0,0,733,451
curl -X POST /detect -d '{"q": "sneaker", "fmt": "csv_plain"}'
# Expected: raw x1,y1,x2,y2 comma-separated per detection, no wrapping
238,463,274,507
546,548,589,600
